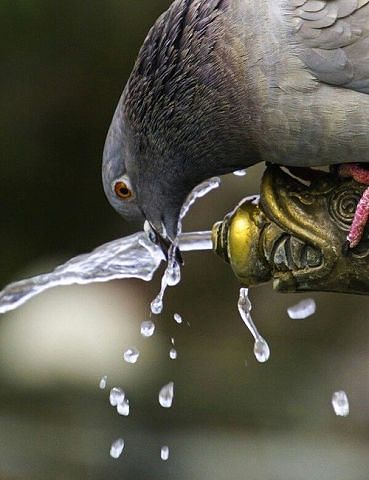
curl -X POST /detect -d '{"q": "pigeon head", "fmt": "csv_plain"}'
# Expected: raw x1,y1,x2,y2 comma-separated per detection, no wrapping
102,93,188,248
102,0,256,250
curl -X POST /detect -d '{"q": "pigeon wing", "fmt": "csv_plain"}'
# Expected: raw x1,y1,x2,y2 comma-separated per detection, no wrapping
285,0,369,94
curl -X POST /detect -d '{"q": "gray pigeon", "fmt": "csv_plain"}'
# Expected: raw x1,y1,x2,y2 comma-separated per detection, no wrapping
102,0,369,251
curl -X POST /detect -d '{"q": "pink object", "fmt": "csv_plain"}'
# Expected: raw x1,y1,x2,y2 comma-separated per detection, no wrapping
338,164,369,248
347,187,369,248
339,164,369,184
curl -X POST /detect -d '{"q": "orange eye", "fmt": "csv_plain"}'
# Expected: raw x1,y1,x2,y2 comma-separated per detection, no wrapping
114,181,132,199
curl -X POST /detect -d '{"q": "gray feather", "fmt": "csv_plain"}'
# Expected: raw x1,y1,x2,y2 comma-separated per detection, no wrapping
287,0,369,94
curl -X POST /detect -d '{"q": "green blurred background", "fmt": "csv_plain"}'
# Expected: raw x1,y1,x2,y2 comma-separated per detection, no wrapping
1,1,369,479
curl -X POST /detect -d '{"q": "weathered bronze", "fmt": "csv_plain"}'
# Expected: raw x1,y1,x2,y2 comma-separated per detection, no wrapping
213,166,369,295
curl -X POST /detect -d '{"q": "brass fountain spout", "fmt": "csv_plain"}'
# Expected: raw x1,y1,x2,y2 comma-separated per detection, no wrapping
212,166,369,295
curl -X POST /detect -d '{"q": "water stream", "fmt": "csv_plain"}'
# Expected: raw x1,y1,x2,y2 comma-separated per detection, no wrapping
0,177,220,315
150,177,221,315
238,288,270,363
0,230,213,315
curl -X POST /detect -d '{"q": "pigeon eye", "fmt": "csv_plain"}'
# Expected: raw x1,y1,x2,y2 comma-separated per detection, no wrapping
114,181,132,200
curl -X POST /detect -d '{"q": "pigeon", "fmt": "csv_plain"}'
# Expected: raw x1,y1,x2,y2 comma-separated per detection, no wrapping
102,0,369,252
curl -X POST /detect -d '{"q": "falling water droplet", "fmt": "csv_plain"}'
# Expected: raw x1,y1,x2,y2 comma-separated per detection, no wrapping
161,446,170,461
151,275,167,315
149,178,221,316
110,438,125,459
169,348,177,360
233,169,247,177
238,288,271,363
254,338,270,363
287,299,316,319
171,337,175,346
174,313,183,324
151,296,163,315
331,390,350,417
165,259,181,286
140,320,155,337
123,347,140,364
159,382,174,408
117,399,130,416
109,387,125,407
99,375,107,390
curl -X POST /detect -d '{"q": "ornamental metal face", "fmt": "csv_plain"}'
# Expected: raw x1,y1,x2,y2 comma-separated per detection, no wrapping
213,166,369,295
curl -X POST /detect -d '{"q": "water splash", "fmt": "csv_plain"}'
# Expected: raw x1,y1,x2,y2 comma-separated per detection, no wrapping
123,348,140,364
117,399,130,416
173,313,182,324
169,348,177,360
140,320,155,337
159,382,174,408
110,438,125,459
161,446,170,461
150,177,221,314
99,375,108,390
0,230,213,315
287,299,316,320
238,288,270,363
109,387,125,407
331,391,350,417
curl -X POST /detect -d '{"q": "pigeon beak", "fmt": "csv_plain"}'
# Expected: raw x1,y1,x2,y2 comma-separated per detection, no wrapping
144,221,183,264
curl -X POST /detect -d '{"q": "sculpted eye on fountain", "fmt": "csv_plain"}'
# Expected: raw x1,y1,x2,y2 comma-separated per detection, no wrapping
213,166,369,295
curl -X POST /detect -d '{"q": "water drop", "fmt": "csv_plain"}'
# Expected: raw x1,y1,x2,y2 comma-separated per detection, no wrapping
287,299,316,319
165,259,181,286
238,288,271,363
173,313,183,324
161,446,170,461
254,338,270,363
110,438,125,459
99,375,107,390
151,296,163,315
332,390,350,417
117,399,130,416
171,337,175,346
159,382,174,408
123,347,140,364
233,169,247,177
169,348,177,360
151,275,167,315
140,320,155,337
109,387,125,407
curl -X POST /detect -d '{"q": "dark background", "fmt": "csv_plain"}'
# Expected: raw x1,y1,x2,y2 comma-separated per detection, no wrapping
1,1,369,479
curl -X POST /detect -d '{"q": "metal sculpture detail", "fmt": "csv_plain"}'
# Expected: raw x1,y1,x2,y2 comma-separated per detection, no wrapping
213,166,369,295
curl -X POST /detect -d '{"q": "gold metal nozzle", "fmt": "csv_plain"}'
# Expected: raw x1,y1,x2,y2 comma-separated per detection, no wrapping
213,166,369,295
